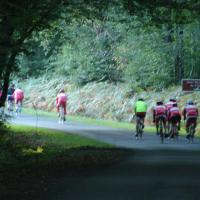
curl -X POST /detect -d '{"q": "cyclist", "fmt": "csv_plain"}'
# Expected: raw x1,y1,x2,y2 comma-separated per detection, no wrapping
168,103,181,138
165,98,177,112
134,97,147,138
7,84,15,96
182,100,198,139
13,87,24,112
7,84,15,112
165,98,177,133
153,100,167,135
56,89,67,121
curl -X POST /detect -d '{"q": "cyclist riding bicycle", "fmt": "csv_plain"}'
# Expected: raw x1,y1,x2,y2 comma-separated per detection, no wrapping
153,100,167,135
7,84,15,101
182,100,198,140
165,98,177,115
168,103,181,137
13,88,24,113
165,98,177,133
56,89,67,121
134,97,147,138
7,84,15,112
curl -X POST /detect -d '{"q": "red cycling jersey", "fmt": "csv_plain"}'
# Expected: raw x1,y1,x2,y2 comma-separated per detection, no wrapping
154,105,167,116
56,92,67,115
183,105,198,120
13,89,24,103
165,101,174,112
56,93,67,105
153,105,167,126
183,105,199,130
168,107,181,120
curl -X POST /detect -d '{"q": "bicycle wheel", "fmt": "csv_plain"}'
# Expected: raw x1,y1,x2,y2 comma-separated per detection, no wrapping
7,101,13,115
58,106,65,124
138,119,144,139
135,121,141,139
173,124,179,141
159,119,164,144
135,123,139,139
16,102,22,115
188,124,195,143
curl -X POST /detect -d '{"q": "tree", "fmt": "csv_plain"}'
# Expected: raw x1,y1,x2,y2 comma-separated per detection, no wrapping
0,0,66,107
0,0,119,107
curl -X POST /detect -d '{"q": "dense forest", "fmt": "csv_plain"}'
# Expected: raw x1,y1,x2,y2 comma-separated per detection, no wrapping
0,0,200,107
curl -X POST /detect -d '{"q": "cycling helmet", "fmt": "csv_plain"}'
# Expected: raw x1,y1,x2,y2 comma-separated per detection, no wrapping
138,95,145,101
169,98,176,102
187,100,194,105
156,97,163,105
59,89,65,93
172,103,178,107
156,101,163,105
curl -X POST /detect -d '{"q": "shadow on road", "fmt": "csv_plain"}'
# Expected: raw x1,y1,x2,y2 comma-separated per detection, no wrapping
40,149,200,200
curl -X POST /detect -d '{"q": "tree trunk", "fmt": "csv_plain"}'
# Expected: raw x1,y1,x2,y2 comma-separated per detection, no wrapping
0,17,15,107
0,52,17,107
174,25,184,84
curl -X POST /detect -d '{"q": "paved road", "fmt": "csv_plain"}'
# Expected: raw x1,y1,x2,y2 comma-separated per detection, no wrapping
10,114,200,200
10,114,200,150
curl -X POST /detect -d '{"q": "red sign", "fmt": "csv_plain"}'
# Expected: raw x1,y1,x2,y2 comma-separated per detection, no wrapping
182,79,200,91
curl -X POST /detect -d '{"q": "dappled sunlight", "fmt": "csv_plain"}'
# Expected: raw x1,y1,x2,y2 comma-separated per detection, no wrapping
22,146,44,155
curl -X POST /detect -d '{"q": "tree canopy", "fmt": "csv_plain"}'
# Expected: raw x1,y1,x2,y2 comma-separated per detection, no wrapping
0,0,200,108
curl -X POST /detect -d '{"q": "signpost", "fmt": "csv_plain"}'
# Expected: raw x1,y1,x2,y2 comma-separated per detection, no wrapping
182,79,200,91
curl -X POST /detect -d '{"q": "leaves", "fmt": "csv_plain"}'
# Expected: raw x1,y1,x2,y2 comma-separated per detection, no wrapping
12,1,200,90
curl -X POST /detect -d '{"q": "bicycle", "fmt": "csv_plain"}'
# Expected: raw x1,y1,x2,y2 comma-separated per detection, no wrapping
157,117,165,144
7,100,14,115
15,101,22,115
169,121,179,141
58,106,65,124
186,118,197,143
136,116,144,139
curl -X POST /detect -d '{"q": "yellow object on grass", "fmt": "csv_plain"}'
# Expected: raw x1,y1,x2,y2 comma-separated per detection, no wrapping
37,146,43,153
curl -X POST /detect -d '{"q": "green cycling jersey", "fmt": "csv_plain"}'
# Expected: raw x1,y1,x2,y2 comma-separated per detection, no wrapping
134,100,147,113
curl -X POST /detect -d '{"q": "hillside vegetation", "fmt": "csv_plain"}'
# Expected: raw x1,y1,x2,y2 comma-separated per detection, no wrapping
14,1,199,91
21,78,200,126
16,1,200,128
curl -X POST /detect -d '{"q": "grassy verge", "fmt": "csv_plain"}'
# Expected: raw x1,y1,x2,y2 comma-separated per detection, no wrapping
23,108,200,136
0,125,121,172
0,125,126,199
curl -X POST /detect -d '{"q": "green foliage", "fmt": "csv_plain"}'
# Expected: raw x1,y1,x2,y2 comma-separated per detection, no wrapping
14,1,200,90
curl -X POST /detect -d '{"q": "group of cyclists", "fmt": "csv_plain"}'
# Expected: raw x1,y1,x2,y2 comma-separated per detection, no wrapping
134,97,199,142
0,85,68,121
1,84,199,141
3,84,25,114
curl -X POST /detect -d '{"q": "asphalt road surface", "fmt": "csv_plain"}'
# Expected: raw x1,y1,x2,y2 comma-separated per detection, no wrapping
10,114,200,200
